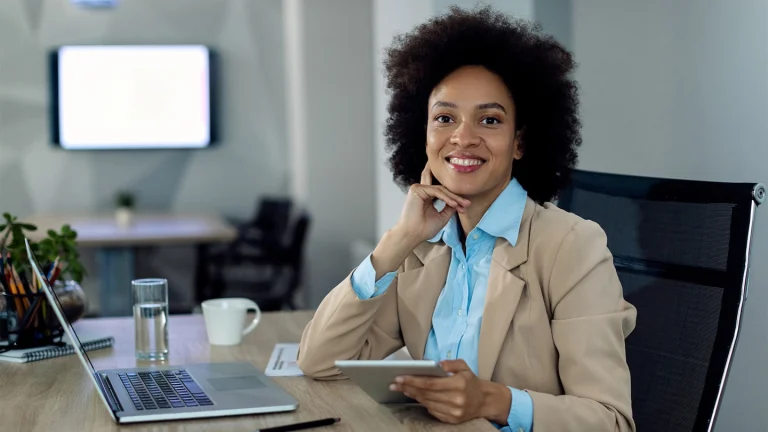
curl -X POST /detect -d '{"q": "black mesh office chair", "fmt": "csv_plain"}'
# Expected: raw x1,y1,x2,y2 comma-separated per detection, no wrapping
557,169,764,432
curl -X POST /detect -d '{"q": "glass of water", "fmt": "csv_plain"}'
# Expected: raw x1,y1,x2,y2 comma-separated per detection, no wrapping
132,278,169,361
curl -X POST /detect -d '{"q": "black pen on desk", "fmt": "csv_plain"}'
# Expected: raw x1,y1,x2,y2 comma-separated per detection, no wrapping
255,417,340,432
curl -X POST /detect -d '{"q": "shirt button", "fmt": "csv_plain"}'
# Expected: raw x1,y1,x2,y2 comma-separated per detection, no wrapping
457,309,463,316
472,233,479,240
518,429,524,432
446,351,452,358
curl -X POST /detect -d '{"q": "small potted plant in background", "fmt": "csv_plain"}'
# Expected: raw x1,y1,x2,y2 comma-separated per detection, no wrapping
115,190,135,229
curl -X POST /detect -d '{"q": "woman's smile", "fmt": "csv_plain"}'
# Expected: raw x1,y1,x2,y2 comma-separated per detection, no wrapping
445,152,487,173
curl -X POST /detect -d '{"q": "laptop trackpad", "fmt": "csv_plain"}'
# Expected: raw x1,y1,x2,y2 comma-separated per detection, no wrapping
207,376,265,392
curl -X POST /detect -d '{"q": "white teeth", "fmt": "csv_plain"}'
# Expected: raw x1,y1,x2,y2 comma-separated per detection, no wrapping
449,158,484,166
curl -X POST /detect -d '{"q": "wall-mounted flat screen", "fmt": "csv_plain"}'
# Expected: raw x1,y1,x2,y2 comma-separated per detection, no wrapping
50,45,216,150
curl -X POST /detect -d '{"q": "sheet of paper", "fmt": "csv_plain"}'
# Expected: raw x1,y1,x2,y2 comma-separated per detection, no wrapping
265,343,304,377
263,343,411,377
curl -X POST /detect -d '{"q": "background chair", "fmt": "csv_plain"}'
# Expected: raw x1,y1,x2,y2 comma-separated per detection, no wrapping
227,197,294,260
557,169,764,432
195,197,293,305
207,210,311,311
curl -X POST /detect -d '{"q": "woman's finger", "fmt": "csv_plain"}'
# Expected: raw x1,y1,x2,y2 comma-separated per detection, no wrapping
434,185,471,207
416,185,470,209
429,409,459,425
421,163,432,185
396,375,463,391
418,399,461,423
399,385,458,405
413,186,464,211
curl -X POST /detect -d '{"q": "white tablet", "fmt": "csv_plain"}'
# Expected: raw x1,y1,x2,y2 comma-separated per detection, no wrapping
334,360,448,404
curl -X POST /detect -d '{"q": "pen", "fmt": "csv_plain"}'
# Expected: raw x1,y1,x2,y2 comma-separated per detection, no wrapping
255,417,340,432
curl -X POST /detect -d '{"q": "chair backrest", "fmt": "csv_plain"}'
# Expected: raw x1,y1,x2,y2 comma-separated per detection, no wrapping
283,212,311,305
557,169,764,432
252,197,293,244
286,212,310,267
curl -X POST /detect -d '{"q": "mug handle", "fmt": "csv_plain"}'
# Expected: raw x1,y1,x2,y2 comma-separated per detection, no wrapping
242,299,262,336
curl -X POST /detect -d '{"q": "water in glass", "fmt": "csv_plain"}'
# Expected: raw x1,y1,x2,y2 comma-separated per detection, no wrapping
134,302,168,360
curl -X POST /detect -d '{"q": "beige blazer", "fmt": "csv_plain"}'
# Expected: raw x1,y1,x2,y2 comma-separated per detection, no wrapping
297,198,637,432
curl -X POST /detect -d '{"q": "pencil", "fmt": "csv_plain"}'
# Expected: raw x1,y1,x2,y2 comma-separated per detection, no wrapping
0,257,21,318
48,257,60,280
10,264,31,311
0,256,12,291
49,265,62,286
24,296,43,329
6,272,24,320
0,256,6,292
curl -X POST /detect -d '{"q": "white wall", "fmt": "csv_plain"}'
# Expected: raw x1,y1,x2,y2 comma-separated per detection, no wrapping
284,0,376,307
373,0,434,239
373,0,534,238
0,0,287,313
534,0,572,51
572,1,768,430
433,0,533,18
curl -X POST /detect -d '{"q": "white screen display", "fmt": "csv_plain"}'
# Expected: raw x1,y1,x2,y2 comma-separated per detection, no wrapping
57,45,211,149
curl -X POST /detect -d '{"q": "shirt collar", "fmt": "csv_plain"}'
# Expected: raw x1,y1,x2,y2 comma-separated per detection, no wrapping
428,178,528,247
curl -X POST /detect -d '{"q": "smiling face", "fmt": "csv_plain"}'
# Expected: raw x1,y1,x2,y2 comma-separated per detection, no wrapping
426,65,523,201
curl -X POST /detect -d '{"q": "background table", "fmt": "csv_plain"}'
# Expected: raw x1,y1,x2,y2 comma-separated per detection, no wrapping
23,212,237,317
0,311,496,431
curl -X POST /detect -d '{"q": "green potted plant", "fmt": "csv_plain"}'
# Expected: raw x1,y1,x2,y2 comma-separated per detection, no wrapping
115,190,135,228
0,212,88,324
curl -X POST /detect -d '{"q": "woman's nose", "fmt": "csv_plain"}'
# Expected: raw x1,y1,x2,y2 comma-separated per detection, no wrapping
450,121,481,147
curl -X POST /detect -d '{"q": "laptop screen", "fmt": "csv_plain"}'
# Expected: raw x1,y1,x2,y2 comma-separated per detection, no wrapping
24,238,117,419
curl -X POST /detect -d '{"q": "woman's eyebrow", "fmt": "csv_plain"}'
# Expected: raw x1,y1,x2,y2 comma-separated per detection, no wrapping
476,102,507,113
431,101,458,109
431,101,507,113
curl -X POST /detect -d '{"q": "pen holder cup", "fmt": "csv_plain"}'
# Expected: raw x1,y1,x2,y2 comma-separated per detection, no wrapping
0,292,64,349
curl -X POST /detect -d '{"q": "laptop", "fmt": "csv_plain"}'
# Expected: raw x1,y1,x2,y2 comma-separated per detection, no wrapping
24,238,298,424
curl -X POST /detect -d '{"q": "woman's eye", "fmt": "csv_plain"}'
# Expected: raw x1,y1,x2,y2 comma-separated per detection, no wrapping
435,115,453,123
481,117,501,125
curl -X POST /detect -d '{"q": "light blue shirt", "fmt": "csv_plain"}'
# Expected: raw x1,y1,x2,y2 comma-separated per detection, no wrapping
351,178,533,432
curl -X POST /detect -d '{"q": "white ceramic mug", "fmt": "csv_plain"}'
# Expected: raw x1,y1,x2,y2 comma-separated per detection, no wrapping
201,298,262,346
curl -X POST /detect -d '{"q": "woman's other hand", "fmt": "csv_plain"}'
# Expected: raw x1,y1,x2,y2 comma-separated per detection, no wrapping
390,359,512,425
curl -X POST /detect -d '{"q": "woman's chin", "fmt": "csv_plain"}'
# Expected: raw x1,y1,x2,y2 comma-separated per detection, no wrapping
440,182,482,197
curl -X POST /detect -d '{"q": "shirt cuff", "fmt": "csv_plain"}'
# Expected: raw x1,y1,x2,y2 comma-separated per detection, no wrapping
497,387,533,432
350,253,397,299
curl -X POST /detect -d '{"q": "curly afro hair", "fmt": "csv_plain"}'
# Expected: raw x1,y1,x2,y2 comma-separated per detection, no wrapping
383,6,580,203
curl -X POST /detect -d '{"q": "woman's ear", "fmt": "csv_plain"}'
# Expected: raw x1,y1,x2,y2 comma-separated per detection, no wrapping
514,129,525,160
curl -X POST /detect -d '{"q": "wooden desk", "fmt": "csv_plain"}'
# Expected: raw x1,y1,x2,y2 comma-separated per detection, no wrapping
23,213,237,317
0,311,496,431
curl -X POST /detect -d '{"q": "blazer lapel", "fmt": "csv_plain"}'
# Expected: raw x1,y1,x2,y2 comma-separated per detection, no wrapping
397,243,451,360
477,199,535,380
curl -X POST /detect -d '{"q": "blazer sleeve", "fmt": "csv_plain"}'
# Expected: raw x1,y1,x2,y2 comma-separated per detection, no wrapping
296,264,405,379
527,219,637,432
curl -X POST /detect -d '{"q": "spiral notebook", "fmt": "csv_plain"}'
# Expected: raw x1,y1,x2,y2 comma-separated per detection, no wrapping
0,331,114,363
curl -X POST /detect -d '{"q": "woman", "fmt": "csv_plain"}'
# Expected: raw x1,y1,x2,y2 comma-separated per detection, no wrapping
297,6,636,432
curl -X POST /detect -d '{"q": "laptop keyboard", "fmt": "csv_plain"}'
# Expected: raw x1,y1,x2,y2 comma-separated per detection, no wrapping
118,370,214,411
